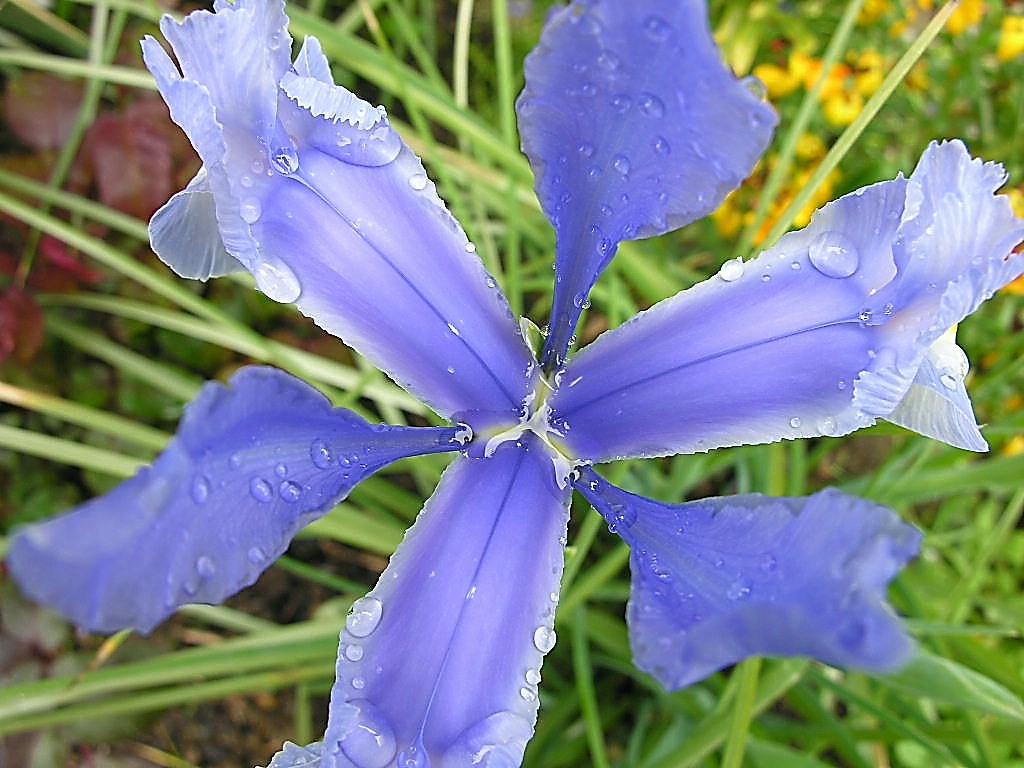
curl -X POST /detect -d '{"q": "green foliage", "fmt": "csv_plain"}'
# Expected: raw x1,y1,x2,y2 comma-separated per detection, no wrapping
0,0,1022,766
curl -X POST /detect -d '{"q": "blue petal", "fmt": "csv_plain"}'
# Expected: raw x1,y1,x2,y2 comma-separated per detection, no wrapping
550,141,1024,462
264,742,323,768
7,367,464,634
516,0,776,367
143,4,536,422
321,437,569,767
574,468,922,688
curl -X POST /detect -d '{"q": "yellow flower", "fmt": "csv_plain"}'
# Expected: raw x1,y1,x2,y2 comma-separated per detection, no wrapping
998,15,1024,62
823,89,863,126
947,0,984,36
853,50,886,96
796,133,827,162
752,62,800,99
858,0,890,24
1001,434,1024,457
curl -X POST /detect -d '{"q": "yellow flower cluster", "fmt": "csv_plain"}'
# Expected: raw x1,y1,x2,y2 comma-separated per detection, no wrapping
998,16,1024,61
752,48,892,127
891,0,985,37
712,133,841,246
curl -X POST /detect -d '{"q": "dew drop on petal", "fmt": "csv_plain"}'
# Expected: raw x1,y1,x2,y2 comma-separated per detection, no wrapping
190,475,210,505
740,74,768,101
653,136,671,156
271,147,299,175
817,415,838,436
408,172,428,191
253,258,302,303
533,625,556,653
346,596,384,638
726,579,751,601
335,700,396,768
612,154,631,175
249,478,273,503
718,258,744,282
642,14,673,42
639,92,665,118
279,480,302,503
247,546,266,565
311,438,333,469
195,555,216,579
525,668,541,685
344,644,365,662
239,198,262,224
397,745,429,768
808,231,860,278
789,416,802,428
940,373,957,389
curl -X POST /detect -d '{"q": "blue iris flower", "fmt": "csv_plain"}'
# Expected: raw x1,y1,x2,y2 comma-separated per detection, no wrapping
8,1,1024,766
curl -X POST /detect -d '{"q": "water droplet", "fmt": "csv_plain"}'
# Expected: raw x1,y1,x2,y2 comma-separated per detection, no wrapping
351,675,366,690
334,700,396,768
790,261,801,270
253,258,302,303
525,668,541,685
817,415,838,436
578,142,595,158
195,555,216,579
250,478,273,502
446,366,456,375
279,480,302,502
465,242,477,253
642,14,673,41
858,309,873,326
533,625,556,653
612,154,631,175
726,579,751,601
653,136,671,156
239,198,261,224
789,416,802,428
940,373,958,389
519,687,536,702
347,596,384,638
190,475,210,504
397,745,428,768
447,322,461,337
311,438,333,469
597,50,620,70
408,172,428,191
247,546,266,565
239,174,254,188
718,258,744,282
344,644,365,662
611,93,632,112
837,379,848,391
808,231,860,278
580,81,597,97
639,92,665,118
740,74,768,101
271,147,299,175
275,462,288,478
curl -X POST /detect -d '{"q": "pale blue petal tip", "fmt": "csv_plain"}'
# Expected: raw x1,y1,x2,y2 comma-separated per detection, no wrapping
263,741,323,768
149,167,243,281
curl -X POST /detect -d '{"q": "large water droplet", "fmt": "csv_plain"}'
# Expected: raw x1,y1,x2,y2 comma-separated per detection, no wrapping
254,258,302,303
334,700,396,768
808,231,860,278
639,92,665,118
279,480,302,503
533,625,556,653
249,477,273,503
311,438,333,469
346,596,384,638
525,668,541,685
718,257,744,282
239,198,262,224
190,474,210,505
271,146,299,175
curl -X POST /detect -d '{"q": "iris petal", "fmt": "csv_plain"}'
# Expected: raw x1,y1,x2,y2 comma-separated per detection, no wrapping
7,367,464,634
575,468,922,689
551,141,1024,461
321,438,569,767
516,0,776,367
142,2,536,421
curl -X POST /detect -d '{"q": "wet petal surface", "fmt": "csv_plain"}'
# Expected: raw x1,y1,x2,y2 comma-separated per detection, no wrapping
322,438,569,768
516,0,776,367
550,141,1024,461
7,367,463,634
143,5,535,422
575,468,922,688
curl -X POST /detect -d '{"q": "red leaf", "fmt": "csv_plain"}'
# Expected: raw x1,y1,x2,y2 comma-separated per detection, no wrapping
0,288,45,363
3,73,85,152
